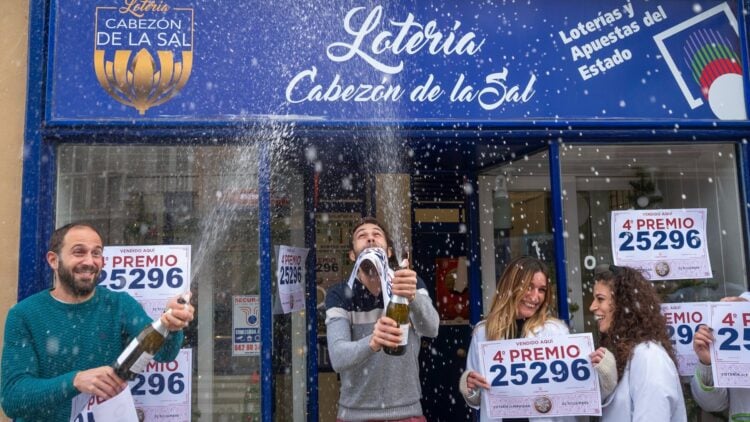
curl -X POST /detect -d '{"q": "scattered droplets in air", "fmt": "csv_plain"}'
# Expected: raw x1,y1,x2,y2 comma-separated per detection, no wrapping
707,177,713,183
305,146,317,162
341,175,353,191
681,194,687,200
46,337,60,355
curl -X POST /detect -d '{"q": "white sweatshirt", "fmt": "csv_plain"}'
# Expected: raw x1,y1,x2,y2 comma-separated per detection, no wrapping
601,341,686,422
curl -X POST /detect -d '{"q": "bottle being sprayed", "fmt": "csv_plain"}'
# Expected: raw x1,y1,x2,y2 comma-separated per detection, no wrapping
112,292,190,380
383,249,410,356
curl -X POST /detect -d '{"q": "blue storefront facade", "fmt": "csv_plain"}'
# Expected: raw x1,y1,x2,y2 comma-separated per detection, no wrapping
18,0,750,420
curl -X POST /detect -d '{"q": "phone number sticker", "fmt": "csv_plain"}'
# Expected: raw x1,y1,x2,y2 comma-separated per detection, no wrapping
478,333,601,418
709,301,750,388
661,302,709,376
611,209,712,280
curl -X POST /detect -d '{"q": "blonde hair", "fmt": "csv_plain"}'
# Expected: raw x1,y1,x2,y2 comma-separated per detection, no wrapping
484,256,552,340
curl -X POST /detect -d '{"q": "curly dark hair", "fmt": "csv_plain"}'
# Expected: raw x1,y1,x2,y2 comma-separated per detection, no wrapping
595,266,678,380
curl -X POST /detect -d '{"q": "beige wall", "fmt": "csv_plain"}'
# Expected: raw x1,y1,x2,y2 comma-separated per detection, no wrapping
0,0,28,420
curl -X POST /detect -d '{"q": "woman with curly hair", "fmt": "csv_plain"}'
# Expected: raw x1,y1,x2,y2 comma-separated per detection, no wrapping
458,256,575,421
590,265,686,422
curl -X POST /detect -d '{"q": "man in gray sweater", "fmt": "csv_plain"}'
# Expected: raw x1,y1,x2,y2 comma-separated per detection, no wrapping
325,217,439,421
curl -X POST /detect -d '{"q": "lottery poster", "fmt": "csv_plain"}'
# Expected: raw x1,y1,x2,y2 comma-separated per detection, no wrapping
100,245,193,419
709,301,750,387
101,245,192,319
478,333,601,418
276,245,309,313
660,302,709,376
70,388,138,422
611,208,711,280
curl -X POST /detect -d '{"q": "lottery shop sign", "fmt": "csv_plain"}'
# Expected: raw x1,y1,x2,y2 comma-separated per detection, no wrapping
478,333,601,418
611,208,711,280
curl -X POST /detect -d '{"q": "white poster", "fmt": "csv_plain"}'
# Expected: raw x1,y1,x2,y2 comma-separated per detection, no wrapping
611,208,711,280
233,295,261,356
70,388,139,422
660,302,710,376
709,301,750,388
276,245,309,313
478,333,601,418
101,245,193,420
101,245,192,319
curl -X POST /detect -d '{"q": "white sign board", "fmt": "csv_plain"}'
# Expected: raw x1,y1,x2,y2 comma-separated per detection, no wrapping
478,333,601,418
70,388,138,422
101,245,192,319
101,245,193,419
709,301,750,388
660,302,710,376
611,208,711,280
276,245,309,313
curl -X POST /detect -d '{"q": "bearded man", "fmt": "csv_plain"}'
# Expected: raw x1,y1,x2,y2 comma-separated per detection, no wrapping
1,222,194,421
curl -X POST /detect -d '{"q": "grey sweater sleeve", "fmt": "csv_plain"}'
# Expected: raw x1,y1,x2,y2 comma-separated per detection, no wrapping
409,290,439,338
326,317,377,372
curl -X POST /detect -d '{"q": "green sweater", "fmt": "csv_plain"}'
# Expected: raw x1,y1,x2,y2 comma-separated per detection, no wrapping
1,286,184,421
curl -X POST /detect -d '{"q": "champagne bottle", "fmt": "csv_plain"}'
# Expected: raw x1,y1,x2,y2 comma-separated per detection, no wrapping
384,252,410,356
383,293,410,356
112,294,188,379
112,311,171,380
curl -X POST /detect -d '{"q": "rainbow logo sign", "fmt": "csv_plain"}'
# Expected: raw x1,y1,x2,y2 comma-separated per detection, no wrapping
654,3,746,120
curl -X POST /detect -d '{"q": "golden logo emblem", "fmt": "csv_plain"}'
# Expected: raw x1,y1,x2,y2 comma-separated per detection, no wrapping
94,2,194,115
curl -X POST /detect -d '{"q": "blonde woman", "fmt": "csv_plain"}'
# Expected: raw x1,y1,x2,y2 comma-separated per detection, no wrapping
458,256,574,422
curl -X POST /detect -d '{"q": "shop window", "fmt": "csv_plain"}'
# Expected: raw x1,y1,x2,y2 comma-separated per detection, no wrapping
56,144,306,421
478,149,556,318
557,144,747,332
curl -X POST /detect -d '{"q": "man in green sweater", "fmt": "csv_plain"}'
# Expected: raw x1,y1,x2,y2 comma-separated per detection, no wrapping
1,222,194,421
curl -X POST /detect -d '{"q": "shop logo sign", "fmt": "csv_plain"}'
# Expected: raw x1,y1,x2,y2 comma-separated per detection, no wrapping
654,3,746,120
94,0,194,115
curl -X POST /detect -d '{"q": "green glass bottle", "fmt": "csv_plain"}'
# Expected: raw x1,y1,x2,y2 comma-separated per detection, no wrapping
112,293,188,380
383,293,410,356
384,252,411,356
112,313,170,380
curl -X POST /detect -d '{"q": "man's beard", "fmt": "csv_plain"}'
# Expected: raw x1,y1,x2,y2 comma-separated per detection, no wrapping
57,260,99,297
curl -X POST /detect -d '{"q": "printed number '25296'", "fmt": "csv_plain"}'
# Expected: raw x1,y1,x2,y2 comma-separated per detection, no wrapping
97,268,184,290
489,359,590,387
618,230,701,252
